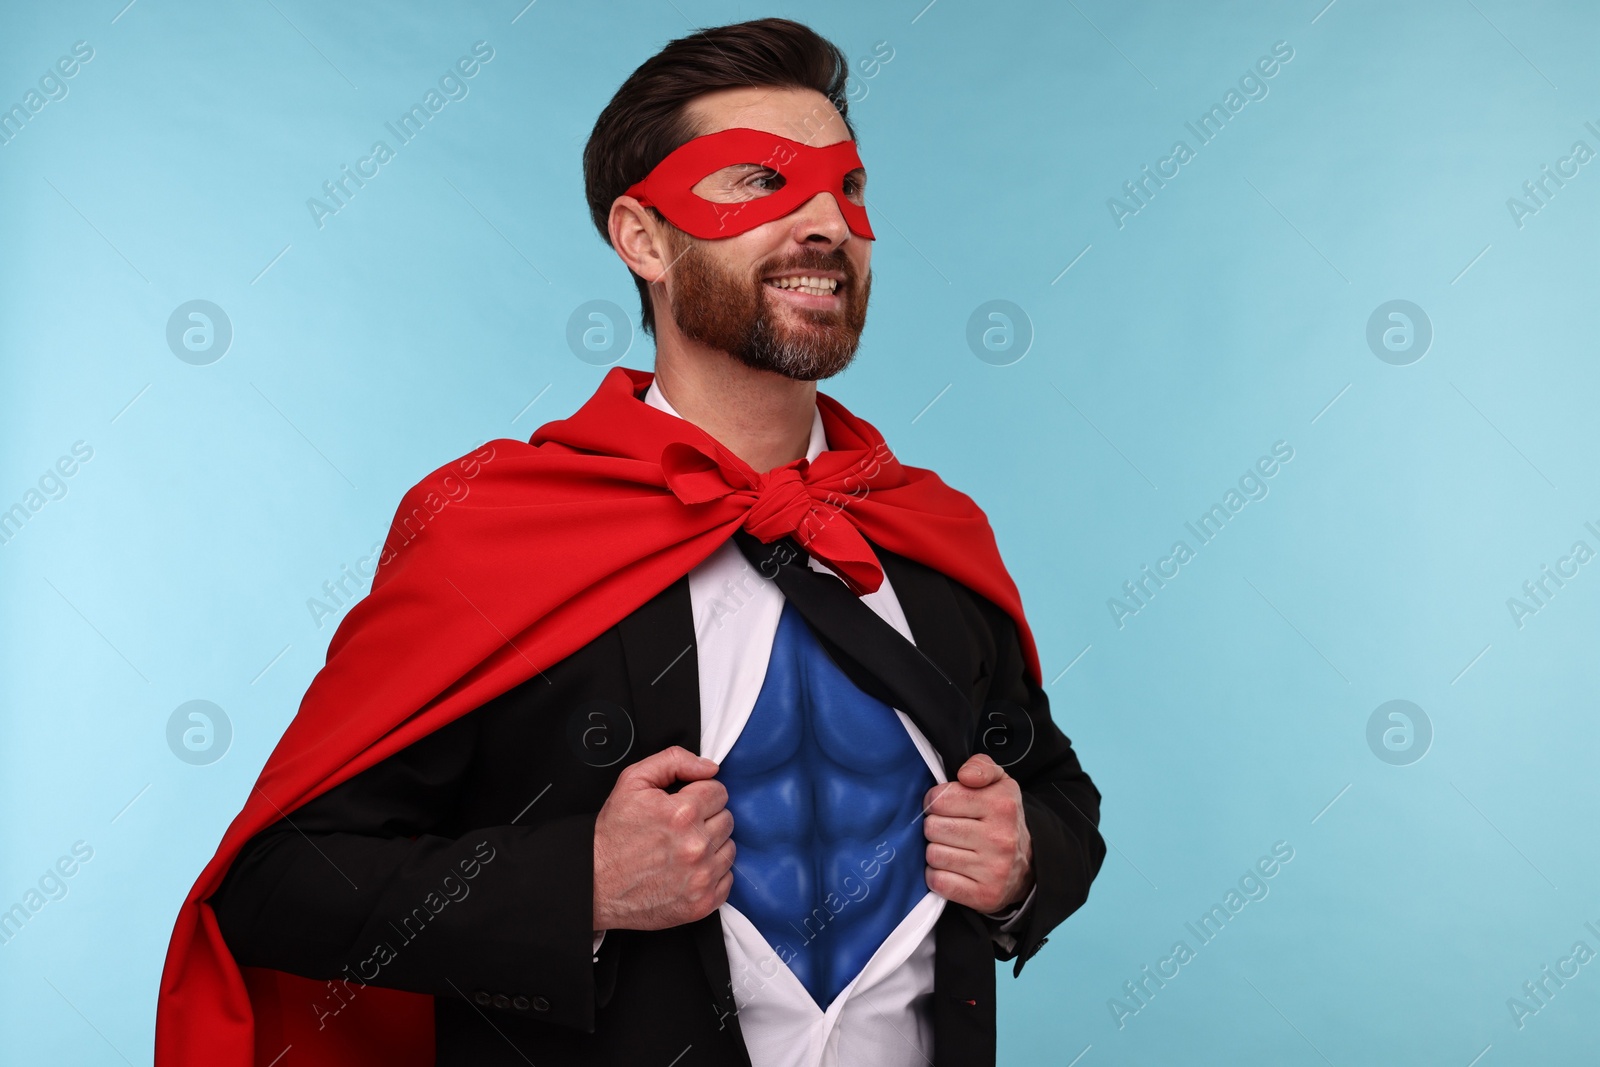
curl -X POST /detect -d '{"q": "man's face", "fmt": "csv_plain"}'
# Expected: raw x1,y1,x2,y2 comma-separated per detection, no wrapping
654,87,874,382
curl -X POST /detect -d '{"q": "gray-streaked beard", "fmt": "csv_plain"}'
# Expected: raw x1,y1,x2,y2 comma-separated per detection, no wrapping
666,237,871,382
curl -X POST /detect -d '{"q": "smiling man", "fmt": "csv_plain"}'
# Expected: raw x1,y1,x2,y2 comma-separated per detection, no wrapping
157,17,1104,1067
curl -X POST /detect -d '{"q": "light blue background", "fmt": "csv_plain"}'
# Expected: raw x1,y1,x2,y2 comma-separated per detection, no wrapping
2,0,1597,1063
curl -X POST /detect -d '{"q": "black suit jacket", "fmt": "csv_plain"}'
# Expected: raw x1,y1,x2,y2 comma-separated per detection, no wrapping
210,537,1105,1066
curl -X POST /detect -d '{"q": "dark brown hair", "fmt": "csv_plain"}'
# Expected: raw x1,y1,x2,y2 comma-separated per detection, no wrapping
583,18,857,338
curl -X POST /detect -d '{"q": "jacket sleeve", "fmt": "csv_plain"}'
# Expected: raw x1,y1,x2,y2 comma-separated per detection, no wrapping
207,702,620,1033
978,883,1037,953
969,594,1107,978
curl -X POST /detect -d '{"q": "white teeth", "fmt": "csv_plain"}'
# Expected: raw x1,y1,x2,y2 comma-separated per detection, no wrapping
766,275,838,296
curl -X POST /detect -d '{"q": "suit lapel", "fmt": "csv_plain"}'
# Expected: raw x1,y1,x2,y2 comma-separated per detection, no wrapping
868,542,997,1066
869,538,983,776
616,574,751,1064
616,573,700,756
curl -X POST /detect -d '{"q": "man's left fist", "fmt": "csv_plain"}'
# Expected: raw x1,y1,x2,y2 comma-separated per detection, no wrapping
922,753,1034,914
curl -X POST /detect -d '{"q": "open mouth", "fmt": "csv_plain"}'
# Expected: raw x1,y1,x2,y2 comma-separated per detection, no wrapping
763,274,840,297
762,273,846,308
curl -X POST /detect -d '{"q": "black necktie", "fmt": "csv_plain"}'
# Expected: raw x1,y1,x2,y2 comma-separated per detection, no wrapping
729,528,976,772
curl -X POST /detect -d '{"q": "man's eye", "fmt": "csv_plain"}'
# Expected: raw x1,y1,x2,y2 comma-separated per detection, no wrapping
749,169,785,192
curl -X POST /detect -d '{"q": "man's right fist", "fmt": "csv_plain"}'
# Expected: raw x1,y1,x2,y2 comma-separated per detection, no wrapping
592,745,736,931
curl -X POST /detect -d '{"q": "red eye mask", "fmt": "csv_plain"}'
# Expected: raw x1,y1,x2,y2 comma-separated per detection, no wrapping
624,127,875,241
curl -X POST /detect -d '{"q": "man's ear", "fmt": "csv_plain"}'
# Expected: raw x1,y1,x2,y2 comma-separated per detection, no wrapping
609,197,677,285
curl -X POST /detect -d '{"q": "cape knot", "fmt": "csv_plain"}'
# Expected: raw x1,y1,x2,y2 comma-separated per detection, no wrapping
659,439,883,595
742,465,819,544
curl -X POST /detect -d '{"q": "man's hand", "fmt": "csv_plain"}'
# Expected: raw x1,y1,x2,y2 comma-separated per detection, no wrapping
923,753,1034,914
592,746,735,931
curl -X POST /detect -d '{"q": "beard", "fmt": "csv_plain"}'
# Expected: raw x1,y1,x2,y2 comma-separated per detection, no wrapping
664,235,871,382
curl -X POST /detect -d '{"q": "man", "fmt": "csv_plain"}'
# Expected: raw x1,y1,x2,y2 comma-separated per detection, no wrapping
156,17,1104,1067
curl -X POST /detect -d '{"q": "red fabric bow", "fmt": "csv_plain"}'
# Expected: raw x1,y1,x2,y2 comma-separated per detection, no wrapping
154,366,1039,1065
659,437,888,596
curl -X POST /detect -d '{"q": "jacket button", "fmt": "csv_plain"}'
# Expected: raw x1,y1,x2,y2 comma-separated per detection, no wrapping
531,995,551,1012
512,996,530,1012
474,991,492,1007
491,994,510,1010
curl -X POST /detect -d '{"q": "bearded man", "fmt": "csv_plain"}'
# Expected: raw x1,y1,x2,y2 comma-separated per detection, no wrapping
155,17,1104,1067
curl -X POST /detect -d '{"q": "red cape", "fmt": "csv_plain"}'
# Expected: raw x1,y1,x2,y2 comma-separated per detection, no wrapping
154,366,1041,1065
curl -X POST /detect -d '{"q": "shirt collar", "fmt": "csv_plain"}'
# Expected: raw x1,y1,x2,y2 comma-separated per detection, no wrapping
643,376,829,464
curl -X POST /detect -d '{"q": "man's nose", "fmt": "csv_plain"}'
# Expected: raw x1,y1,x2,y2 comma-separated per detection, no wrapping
788,190,852,243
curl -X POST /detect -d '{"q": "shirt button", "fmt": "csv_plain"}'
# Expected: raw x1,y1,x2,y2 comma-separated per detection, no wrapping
531,995,551,1012
474,991,492,1007
512,996,531,1012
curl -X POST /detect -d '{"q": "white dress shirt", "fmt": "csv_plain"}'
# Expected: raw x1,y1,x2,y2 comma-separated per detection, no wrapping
591,379,1033,1067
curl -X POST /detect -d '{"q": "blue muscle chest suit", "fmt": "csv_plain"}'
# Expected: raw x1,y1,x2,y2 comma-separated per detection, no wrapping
718,599,936,1009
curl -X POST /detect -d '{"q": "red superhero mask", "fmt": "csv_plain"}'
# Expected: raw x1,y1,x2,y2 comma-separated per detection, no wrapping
624,126,876,241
